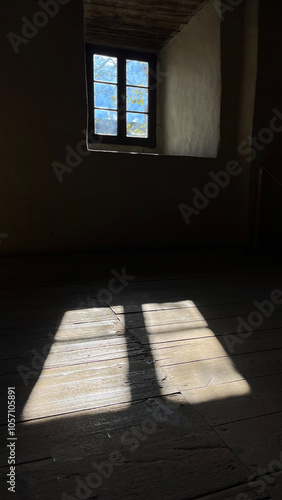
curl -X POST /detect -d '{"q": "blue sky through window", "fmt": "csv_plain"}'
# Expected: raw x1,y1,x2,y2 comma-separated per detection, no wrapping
93,55,149,138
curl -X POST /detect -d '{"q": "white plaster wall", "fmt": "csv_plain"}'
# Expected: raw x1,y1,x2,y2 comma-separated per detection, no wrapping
159,1,221,157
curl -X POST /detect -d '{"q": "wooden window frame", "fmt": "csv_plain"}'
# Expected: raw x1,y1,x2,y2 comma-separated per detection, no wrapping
85,44,157,148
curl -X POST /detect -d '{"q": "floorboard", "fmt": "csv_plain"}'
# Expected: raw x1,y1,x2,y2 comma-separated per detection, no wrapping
1,250,282,499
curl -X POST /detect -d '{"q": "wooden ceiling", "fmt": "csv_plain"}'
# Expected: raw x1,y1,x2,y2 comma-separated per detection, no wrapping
84,0,211,51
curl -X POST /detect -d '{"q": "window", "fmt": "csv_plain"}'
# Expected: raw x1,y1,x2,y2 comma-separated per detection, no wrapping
85,45,157,148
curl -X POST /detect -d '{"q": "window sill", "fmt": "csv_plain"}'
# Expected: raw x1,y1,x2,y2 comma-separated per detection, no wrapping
87,142,159,155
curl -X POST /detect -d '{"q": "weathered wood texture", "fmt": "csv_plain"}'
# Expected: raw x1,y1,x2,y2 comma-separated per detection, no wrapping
84,0,211,50
1,251,282,499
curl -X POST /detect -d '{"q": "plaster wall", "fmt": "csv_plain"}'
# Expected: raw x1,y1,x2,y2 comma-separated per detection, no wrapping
159,2,221,157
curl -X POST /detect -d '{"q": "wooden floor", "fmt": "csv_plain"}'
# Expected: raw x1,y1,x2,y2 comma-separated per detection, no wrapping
0,250,282,500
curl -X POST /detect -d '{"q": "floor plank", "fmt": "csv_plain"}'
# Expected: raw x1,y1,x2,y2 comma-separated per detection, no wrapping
182,373,282,425
196,483,271,499
159,349,282,391
215,412,282,499
122,308,282,334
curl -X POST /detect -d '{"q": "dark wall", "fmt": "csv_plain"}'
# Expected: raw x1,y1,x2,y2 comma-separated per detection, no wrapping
0,0,247,255
219,1,246,245
252,1,282,249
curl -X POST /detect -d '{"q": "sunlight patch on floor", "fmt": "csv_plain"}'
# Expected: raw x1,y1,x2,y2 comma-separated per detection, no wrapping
21,308,132,421
21,299,252,420
141,300,199,311
140,301,252,404
183,378,252,404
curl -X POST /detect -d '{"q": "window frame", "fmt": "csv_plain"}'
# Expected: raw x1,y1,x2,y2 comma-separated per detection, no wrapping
85,44,157,148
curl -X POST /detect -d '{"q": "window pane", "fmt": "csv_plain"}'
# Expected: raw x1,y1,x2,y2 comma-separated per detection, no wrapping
126,113,148,138
94,55,117,83
94,83,117,110
126,60,148,87
95,109,117,136
127,87,148,113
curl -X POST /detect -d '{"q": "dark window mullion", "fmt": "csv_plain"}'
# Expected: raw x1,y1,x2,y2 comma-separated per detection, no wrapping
118,55,126,141
126,111,149,115
148,60,157,145
95,107,116,112
94,79,117,85
86,47,95,135
127,85,149,90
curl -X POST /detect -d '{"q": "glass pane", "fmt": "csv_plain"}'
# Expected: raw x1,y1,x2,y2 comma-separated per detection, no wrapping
94,83,117,109
126,113,148,138
95,109,117,136
94,55,117,83
127,87,148,113
126,60,148,87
